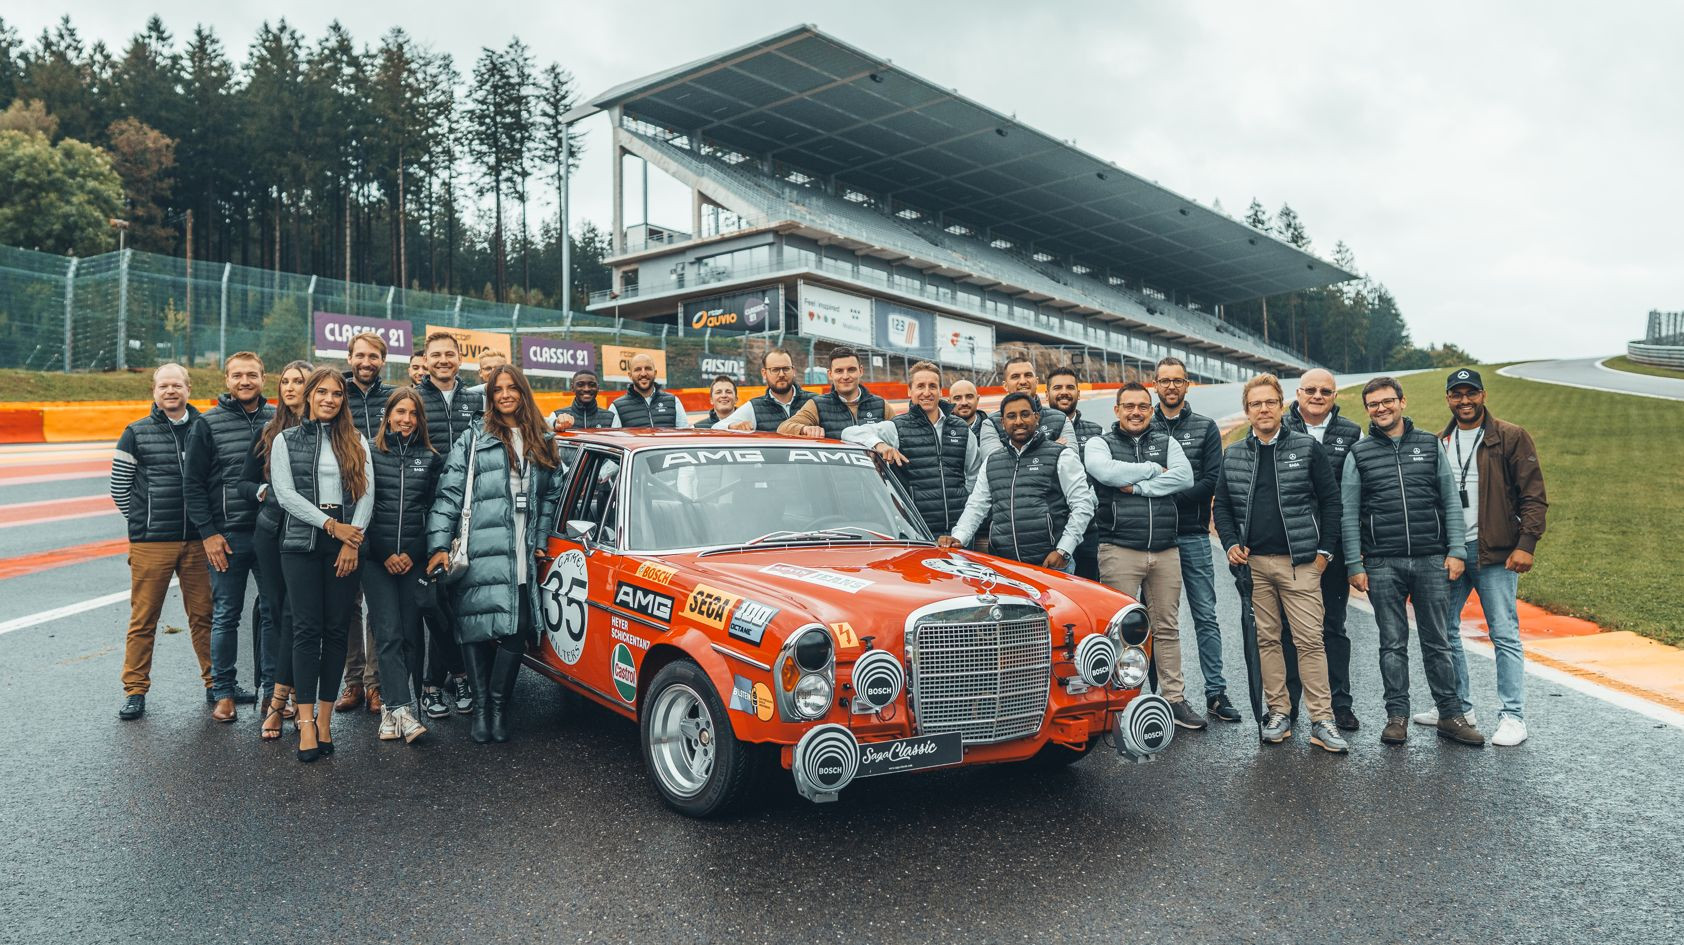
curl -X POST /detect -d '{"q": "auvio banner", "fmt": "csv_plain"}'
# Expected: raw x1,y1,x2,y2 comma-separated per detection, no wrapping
682,286,782,334
313,312,415,363
520,337,595,379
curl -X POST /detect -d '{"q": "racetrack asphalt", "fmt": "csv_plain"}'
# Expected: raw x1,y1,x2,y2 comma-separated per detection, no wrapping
1502,356,1684,400
3,407,1681,944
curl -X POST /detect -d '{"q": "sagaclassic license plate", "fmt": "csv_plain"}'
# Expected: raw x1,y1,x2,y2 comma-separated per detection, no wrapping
854,731,964,779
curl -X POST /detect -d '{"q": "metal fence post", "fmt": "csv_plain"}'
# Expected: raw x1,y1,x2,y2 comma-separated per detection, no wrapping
562,307,573,339
305,275,317,361
453,296,462,328
384,286,394,320
218,262,231,365
511,303,521,339
62,257,79,373
115,249,131,370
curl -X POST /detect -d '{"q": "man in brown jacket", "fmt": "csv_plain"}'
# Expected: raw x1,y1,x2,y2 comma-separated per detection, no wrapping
1419,368,1548,746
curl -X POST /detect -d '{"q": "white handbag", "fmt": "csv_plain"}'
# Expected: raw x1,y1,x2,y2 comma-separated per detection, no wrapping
442,440,479,585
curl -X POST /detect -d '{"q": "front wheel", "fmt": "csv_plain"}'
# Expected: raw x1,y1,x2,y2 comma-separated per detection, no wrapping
640,661,763,817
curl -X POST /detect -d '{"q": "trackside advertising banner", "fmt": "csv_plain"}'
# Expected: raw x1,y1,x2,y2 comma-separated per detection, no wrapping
935,314,995,370
601,345,668,383
797,282,873,347
520,338,596,379
873,299,935,357
423,325,512,370
313,312,414,363
682,286,782,334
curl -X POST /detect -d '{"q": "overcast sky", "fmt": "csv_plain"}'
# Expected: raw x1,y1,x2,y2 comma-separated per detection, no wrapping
18,2,1682,361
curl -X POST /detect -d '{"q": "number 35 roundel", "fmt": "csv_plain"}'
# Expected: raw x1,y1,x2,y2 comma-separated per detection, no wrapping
540,549,589,665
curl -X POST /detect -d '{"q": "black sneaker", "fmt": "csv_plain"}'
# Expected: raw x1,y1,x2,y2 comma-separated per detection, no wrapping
1206,693,1242,723
1334,707,1360,732
421,688,451,719
451,676,474,715
1169,700,1208,730
118,694,146,721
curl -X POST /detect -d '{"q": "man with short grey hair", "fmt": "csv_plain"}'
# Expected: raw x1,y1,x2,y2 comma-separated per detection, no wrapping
114,364,216,721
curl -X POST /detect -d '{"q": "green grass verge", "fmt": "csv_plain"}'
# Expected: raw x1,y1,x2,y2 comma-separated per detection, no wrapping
0,367,267,402
1603,355,1684,380
1229,367,1684,647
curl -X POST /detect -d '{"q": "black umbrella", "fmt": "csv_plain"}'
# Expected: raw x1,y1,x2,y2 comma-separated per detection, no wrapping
1229,562,1265,738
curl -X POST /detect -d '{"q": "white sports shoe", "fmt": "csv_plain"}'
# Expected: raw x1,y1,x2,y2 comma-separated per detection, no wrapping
1491,715,1528,747
1412,708,1478,727
378,706,400,741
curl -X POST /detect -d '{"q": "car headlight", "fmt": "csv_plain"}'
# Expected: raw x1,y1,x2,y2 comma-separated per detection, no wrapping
1114,645,1149,689
793,673,833,718
1107,603,1149,646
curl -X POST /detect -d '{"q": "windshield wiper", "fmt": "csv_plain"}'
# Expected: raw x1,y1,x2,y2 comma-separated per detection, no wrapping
744,528,859,545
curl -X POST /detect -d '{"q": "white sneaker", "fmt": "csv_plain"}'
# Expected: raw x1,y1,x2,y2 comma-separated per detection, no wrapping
394,705,428,744
1412,708,1477,727
378,706,400,741
1491,715,1528,747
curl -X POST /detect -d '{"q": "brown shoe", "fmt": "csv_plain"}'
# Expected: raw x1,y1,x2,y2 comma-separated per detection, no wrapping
366,686,384,714
1436,714,1486,747
334,684,365,713
211,697,238,723
1380,716,1409,745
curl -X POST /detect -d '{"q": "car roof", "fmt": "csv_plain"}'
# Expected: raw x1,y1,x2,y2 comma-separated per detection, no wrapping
559,429,870,452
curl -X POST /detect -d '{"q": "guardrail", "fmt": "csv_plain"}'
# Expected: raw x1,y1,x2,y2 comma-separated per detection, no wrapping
1627,342,1684,370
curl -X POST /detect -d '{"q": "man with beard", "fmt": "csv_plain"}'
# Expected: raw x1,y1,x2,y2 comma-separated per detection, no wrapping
980,354,1066,454
844,361,980,538
1281,367,1365,731
939,391,1094,570
184,352,276,721
548,370,619,430
723,349,813,432
779,347,894,438
1047,366,1104,580
695,375,738,429
612,352,691,427
336,332,395,714
1150,357,1240,723
947,379,988,439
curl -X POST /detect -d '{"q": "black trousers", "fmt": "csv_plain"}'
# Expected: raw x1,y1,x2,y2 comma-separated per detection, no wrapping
361,562,423,706
282,541,357,705
252,525,293,689
1283,557,1353,716
1074,539,1101,581
423,610,465,686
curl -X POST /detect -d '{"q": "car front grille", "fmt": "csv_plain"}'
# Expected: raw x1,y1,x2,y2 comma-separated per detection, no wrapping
907,600,1051,746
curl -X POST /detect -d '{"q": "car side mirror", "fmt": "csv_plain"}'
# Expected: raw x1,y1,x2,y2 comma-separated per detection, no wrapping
564,519,597,550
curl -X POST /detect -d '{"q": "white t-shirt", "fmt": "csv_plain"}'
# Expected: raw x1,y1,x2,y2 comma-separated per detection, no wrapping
1448,426,1483,545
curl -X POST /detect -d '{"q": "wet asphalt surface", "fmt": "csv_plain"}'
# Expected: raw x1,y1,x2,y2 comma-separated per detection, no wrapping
4,428,1683,944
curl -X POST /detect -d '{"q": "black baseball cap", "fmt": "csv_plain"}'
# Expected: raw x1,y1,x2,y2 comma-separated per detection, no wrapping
1446,368,1483,392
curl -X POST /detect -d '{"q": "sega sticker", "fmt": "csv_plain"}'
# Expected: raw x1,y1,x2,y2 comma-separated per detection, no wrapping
727,599,779,646
681,583,742,630
611,643,638,704
759,563,872,594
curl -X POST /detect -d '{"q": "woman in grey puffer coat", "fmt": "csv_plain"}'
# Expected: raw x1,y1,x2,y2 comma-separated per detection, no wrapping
427,365,566,743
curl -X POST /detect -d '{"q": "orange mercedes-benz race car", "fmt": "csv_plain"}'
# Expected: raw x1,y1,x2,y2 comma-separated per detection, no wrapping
530,429,1173,817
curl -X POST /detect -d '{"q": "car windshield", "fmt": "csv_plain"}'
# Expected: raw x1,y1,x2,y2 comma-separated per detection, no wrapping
625,445,932,551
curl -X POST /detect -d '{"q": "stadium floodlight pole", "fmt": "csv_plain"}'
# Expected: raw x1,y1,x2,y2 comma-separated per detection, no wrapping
561,119,571,319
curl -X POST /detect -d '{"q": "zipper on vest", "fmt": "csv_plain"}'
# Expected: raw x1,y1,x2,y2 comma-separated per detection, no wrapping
1392,438,1412,557
396,440,407,552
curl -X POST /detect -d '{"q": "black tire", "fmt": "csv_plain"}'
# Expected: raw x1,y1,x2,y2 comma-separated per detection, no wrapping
1028,740,1097,768
639,661,764,818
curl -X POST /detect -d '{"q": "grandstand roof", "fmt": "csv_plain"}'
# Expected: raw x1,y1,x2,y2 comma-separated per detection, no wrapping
568,25,1355,304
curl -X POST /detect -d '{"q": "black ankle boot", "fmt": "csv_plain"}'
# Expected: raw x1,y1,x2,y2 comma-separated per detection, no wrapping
462,643,493,744
488,646,521,743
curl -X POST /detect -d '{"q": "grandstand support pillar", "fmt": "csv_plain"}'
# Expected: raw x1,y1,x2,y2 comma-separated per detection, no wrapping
218,263,231,365
115,249,130,371
692,189,703,239
611,132,625,260
62,257,79,373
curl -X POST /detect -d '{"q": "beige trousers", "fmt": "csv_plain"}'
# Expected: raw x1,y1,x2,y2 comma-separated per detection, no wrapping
1098,544,1185,702
1250,554,1332,721
122,540,214,695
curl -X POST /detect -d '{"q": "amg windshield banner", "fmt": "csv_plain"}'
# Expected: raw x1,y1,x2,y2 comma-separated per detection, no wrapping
682,286,781,334
312,312,414,363
797,282,873,347
872,299,935,356
520,338,596,379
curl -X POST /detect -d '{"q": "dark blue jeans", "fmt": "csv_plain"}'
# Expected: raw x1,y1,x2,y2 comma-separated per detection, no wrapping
207,529,275,698
1366,555,1462,719
1176,532,1227,699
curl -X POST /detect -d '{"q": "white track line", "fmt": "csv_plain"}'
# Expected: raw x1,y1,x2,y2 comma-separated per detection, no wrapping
1345,594,1684,730
1498,361,1683,401
0,510,116,530
0,578,175,637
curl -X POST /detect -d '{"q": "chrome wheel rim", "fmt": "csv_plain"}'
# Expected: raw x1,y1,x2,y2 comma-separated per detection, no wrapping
648,683,716,799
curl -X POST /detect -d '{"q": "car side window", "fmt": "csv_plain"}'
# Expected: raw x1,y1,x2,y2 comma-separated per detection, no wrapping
558,449,623,548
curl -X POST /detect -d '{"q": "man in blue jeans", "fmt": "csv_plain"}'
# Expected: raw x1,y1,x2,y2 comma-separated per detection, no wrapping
1424,368,1548,746
184,352,276,721
1341,376,1482,747
1150,358,1238,722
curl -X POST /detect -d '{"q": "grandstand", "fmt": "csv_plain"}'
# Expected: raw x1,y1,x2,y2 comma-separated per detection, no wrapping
564,25,1353,383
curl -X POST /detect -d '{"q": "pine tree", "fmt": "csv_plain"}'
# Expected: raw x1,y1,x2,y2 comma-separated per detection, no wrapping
1244,198,1271,232
1276,203,1309,249
537,61,584,307
1,18,26,108
466,45,515,301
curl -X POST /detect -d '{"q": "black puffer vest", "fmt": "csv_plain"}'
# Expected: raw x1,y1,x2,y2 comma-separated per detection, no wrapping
277,422,361,554
748,387,816,432
563,400,615,430
367,431,441,562
121,403,200,542
198,393,274,533
1094,425,1179,552
695,410,725,430
984,432,1070,565
342,372,394,441
613,385,682,428
1153,402,1221,534
888,407,973,536
814,387,887,438
1286,402,1363,485
1349,419,1448,558
416,375,483,452
1220,430,1324,565
989,395,1067,444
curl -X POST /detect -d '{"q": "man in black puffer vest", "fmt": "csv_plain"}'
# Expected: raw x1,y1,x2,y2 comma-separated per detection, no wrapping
694,375,738,429
1151,356,1239,723
184,352,276,720
547,370,619,431
612,352,690,428
113,364,215,722
1340,376,1481,748
779,347,893,438
1085,382,1201,728
720,348,812,432
1281,368,1365,731
1213,374,1346,753
940,391,1094,569
980,353,1067,456
343,332,395,442
415,331,486,452
1047,367,1104,579
845,360,980,537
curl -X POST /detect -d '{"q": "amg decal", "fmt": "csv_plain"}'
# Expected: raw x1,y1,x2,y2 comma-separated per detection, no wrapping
614,581,674,623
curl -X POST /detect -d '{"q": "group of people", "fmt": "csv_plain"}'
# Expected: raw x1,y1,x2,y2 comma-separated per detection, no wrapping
113,330,564,761
112,334,1547,760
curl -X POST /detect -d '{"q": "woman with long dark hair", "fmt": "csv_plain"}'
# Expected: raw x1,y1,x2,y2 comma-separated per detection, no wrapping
240,359,311,741
363,388,440,744
427,365,564,744
271,368,373,762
